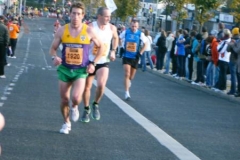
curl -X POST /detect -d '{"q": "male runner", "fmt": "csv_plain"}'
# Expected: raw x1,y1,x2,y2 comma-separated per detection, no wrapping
119,20,147,100
81,7,118,122
49,2,104,134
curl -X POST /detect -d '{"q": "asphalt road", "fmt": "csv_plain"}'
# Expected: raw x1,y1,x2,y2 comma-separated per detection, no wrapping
0,17,240,160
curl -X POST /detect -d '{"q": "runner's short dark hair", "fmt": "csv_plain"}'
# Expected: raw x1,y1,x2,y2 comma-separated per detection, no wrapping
97,7,108,16
70,2,85,14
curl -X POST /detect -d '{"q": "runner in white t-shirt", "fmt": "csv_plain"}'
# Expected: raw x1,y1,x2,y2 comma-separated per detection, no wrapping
81,7,118,122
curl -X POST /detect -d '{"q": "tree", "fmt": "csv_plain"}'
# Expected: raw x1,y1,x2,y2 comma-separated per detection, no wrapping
114,0,140,22
161,0,189,29
190,0,222,31
229,0,240,26
79,0,105,18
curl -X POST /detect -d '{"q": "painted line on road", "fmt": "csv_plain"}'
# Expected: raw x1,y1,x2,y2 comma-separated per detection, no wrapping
95,80,201,160
0,38,31,108
41,48,50,67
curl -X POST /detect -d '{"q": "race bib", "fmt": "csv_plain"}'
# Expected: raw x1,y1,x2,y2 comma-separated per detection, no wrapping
65,47,83,65
126,42,137,52
92,43,109,56
9,27,13,31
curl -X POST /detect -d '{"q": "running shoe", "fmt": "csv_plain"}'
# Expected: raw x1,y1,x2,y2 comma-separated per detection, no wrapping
71,107,79,122
91,103,100,120
59,123,71,134
125,92,131,100
81,109,91,123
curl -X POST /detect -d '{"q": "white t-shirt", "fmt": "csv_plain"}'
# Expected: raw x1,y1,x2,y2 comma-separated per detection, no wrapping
145,35,152,51
217,38,231,62
89,21,113,64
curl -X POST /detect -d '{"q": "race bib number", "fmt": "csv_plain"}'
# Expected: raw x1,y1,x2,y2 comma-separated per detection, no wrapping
9,27,13,31
92,43,109,56
65,47,83,65
126,42,137,52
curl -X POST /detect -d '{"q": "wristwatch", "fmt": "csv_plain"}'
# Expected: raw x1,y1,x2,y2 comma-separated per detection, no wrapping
51,55,57,60
111,49,117,52
90,61,96,66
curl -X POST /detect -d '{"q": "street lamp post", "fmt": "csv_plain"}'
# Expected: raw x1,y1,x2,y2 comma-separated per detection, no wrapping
19,0,22,15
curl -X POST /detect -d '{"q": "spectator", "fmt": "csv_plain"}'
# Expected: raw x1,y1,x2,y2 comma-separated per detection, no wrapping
164,31,174,74
175,29,186,79
141,29,154,71
156,30,167,70
0,15,9,78
190,31,200,83
217,23,225,41
205,36,219,88
183,29,192,80
227,27,240,95
213,29,232,92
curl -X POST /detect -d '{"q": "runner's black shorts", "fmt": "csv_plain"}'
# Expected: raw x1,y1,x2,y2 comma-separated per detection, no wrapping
122,57,139,69
88,62,109,76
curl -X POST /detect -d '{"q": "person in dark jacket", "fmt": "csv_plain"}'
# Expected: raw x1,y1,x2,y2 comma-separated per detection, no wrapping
227,27,240,95
156,30,167,70
0,15,9,78
170,35,177,75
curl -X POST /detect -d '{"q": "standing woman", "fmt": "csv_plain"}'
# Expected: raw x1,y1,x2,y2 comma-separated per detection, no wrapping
156,30,167,70
141,29,154,71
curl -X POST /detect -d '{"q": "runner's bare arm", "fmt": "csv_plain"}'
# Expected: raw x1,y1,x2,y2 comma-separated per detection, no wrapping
110,25,118,61
49,26,64,66
49,26,63,57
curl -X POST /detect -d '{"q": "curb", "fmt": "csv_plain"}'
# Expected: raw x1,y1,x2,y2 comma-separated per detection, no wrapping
146,67,240,104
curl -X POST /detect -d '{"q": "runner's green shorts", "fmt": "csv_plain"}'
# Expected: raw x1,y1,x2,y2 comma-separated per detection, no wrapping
57,65,88,82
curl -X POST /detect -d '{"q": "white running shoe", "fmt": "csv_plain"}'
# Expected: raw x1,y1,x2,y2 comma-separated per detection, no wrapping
71,107,79,122
125,92,131,100
59,123,71,134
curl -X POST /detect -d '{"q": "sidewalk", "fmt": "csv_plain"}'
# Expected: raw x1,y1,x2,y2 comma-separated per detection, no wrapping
144,65,240,102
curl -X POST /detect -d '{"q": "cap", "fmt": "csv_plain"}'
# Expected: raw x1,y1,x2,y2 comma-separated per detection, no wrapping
232,27,239,35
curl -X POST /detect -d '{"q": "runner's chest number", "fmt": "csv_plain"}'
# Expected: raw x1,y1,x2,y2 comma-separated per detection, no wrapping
126,42,137,52
65,47,83,65
93,43,109,56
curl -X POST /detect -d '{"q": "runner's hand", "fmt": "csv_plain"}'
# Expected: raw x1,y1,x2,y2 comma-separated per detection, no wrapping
87,64,95,74
109,51,116,61
53,56,62,66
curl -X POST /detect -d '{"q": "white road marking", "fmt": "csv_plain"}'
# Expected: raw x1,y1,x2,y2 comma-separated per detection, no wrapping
1,97,7,100
95,81,201,160
0,38,31,108
7,88,13,91
41,48,49,67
